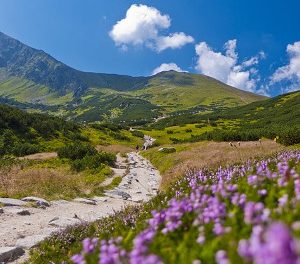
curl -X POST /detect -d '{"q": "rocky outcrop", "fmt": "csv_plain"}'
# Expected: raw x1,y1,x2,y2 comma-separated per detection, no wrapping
21,196,50,207
0,247,25,262
0,198,27,207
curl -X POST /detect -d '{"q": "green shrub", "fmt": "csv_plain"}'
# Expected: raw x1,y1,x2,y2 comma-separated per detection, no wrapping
160,147,176,153
70,152,116,172
12,143,41,157
185,129,192,133
57,143,97,160
166,130,174,134
131,130,144,138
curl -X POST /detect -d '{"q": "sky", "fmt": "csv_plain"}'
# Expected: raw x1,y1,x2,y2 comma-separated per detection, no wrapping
0,0,299,96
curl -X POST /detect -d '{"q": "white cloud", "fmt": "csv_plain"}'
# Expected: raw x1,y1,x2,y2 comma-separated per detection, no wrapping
195,40,264,92
270,41,300,93
152,63,186,75
156,33,194,52
109,4,194,52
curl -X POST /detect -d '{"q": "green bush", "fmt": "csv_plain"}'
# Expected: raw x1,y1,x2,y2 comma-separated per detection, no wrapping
131,130,144,138
11,143,40,157
71,152,116,172
160,147,176,153
166,130,174,134
57,143,97,160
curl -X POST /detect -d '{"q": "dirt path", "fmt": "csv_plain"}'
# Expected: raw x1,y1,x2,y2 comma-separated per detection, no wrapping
18,152,57,160
0,152,161,263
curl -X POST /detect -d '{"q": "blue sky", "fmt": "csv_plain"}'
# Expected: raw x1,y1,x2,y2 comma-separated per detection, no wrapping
0,0,299,96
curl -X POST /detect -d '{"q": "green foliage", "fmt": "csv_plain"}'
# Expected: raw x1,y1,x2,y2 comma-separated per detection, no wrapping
160,147,176,153
0,104,85,156
57,143,97,160
130,130,144,138
71,152,116,172
11,143,41,157
153,91,300,146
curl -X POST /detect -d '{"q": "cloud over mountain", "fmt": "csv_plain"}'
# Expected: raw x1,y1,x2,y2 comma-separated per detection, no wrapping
152,63,185,75
109,4,194,52
195,40,264,92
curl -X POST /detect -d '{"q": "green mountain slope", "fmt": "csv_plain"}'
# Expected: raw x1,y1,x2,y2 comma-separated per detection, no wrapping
153,91,300,145
0,31,266,123
131,71,264,112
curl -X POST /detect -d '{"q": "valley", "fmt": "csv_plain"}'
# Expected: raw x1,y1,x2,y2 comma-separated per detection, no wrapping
0,29,299,264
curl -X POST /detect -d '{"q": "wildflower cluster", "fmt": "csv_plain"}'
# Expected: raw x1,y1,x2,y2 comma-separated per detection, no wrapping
70,151,300,263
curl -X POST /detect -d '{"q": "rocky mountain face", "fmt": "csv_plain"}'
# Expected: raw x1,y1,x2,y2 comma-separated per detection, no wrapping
0,31,149,95
0,31,88,95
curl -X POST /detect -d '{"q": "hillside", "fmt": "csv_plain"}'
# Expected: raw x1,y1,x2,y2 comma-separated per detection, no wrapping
0,104,141,156
151,91,300,145
0,31,266,123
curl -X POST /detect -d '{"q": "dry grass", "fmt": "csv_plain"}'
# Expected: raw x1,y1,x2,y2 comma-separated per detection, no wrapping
0,162,109,200
96,144,134,155
143,140,285,189
0,165,87,200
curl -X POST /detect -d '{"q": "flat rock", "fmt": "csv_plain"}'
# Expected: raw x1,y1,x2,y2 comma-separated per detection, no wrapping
51,199,69,205
131,197,143,203
0,247,25,262
48,217,81,227
0,198,27,207
21,196,50,207
73,198,97,205
16,234,48,249
93,197,108,202
5,207,31,216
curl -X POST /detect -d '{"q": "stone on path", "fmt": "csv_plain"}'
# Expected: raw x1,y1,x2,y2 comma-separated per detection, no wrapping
0,198,27,207
73,198,97,205
21,197,50,207
5,207,31,216
93,197,108,202
48,217,81,227
16,234,48,249
0,247,25,262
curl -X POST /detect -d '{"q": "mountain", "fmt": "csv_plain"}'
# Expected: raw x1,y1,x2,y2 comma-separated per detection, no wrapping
0,31,266,123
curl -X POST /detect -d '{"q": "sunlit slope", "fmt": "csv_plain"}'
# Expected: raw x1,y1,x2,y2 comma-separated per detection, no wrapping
131,71,265,112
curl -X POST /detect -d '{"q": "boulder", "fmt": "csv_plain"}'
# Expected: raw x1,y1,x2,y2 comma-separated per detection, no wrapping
73,198,97,205
0,198,27,207
0,247,25,262
21,196,50,207
16,234,48,249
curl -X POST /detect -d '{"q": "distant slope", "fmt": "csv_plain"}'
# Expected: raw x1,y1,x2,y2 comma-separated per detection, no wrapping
131,71,264,112
0,31,266,123
154,91,300,128
153,91,300,145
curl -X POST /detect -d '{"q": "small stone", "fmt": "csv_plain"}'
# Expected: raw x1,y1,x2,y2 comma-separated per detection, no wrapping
48,217,81,227
49,216,59,223
0,198,27,207
21,197,50,207
5,207,30,216
93,197,108,202
73,198,97,205
0,247,25,262
0,208,3,214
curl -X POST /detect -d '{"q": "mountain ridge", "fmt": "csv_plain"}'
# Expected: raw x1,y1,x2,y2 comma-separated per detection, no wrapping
0,31,266,123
